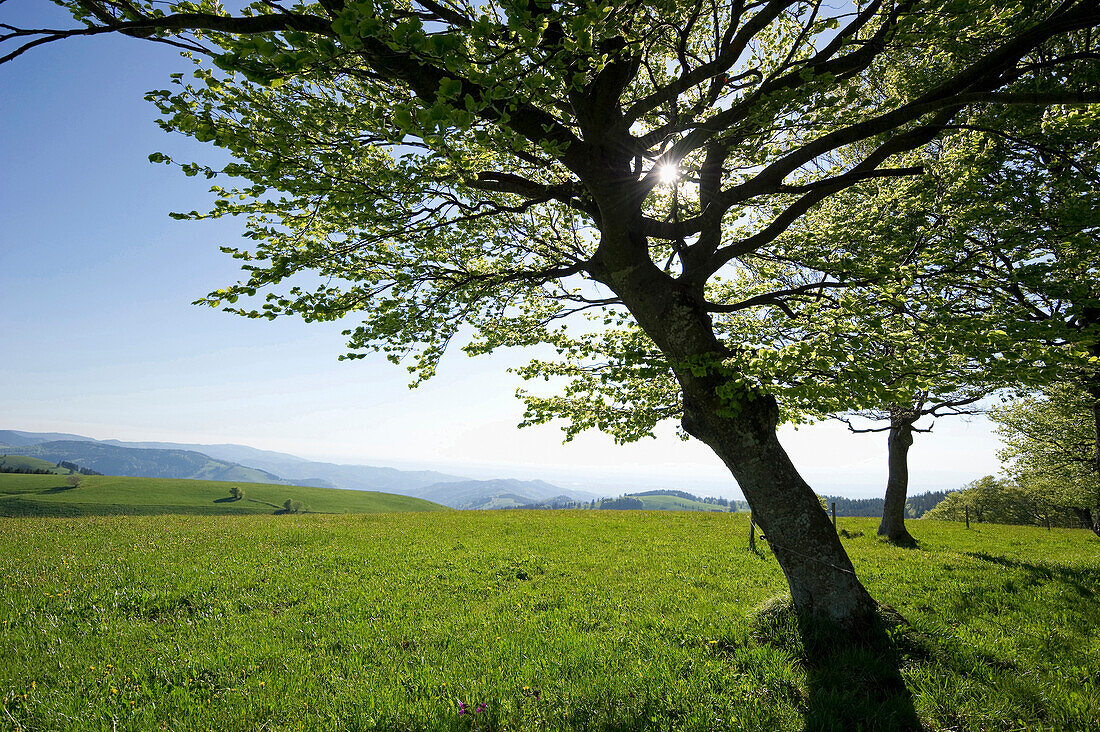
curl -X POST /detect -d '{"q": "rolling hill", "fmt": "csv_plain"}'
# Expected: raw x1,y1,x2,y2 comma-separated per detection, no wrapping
0,473,448,517
0,441,298,485
1,430,466,494
413,478,596,509
0,454,78,475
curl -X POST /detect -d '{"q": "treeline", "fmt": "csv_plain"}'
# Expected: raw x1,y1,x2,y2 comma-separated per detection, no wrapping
800,491,954,518
0,465,55,475
514,490,750,512
925,476,1091,530
57,461,101,475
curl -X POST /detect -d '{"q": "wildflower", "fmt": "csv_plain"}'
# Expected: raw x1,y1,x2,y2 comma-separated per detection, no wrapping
457,701,468,715
475,703,488,713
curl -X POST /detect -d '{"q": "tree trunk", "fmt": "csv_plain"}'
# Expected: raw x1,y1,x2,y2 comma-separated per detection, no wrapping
598,247,878,629
878,416,916,544
681,387,879,629
1072,507,1094,531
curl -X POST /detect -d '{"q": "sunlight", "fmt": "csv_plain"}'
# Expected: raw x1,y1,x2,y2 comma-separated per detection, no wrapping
655,163,680,185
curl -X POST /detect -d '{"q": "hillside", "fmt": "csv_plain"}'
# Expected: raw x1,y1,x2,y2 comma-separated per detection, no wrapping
0,441,303,485
2,429,467,494
413,478,600,509
0,455,73,475
516,489,746,512
0,473,448,517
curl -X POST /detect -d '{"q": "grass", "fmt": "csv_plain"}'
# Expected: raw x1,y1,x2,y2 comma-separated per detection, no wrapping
0,474,447,517
0,512,1097,731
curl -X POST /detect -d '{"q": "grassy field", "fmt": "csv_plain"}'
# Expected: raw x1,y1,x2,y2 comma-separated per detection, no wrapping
0,474,447,517
0,512,1097,731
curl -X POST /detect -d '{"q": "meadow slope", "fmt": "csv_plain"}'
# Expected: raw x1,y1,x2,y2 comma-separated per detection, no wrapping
0,512,1097,731
0,474,447,517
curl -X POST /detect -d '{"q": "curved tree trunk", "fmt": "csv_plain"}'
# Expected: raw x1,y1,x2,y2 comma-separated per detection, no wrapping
682,388,880,628
597,237,879,629
878,416,916,544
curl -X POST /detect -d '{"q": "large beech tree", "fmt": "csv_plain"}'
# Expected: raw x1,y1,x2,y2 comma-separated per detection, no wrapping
5,0,1100,628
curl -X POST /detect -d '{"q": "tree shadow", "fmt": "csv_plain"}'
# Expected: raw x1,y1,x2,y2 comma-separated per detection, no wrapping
39,484,77,494
212,496,237,503
963,551,1094,598
754,597,924,731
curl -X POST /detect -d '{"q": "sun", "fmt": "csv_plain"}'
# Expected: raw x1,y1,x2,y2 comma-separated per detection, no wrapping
655,163,680,185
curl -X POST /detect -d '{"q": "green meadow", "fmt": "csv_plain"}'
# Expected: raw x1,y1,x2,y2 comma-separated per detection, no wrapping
1,511,1097,731
0,473,446,517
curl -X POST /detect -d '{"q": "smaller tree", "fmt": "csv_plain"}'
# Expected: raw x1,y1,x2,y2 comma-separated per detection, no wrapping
925,476,1006,524
230,485,245,501
992,384,1100,534
65,474,84,489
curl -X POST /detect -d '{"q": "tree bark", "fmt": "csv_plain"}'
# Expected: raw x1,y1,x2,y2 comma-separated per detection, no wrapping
597,237,878,630
878,415,916,544
682,388,879,628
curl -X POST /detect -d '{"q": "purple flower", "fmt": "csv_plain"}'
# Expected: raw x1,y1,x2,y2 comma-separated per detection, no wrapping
457,701,468,715
475,702,488,713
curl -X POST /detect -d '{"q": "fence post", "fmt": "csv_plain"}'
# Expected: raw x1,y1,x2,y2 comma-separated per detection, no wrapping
965,506,970,529
749,515,756,553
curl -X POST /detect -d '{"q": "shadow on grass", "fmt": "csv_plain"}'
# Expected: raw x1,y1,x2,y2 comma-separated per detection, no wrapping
39,483,78,494
963,551,1095,598
753,597,924,732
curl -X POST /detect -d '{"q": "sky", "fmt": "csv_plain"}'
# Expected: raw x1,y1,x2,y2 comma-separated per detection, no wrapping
0,1,1006,498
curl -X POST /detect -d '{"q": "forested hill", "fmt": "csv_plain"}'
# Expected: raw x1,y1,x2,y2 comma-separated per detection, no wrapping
819,490,956,518
0,441,296,485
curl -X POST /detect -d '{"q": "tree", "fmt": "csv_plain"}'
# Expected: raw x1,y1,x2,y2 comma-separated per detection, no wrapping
992,384,1100,533
924,474,1082,528
231,485,246,501
4,0,1100,629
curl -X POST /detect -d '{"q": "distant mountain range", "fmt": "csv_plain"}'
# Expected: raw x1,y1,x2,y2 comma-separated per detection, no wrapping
0,429,600,507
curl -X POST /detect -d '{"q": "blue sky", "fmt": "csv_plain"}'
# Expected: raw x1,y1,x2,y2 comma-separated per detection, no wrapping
0,0,1004,497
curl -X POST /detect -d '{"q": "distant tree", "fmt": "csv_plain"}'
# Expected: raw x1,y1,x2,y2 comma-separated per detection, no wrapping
599,497,645,511
992,384,1100,533
905,490,956,519
920,475,1072,527
65,474,84,489
230,485,245,501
